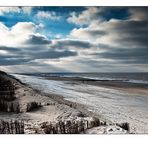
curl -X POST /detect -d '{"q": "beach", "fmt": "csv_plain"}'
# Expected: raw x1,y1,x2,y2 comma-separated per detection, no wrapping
0,72,130,134
12,74,148,134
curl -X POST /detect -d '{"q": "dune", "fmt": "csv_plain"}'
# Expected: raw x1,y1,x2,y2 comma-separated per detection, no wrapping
0,71,128,134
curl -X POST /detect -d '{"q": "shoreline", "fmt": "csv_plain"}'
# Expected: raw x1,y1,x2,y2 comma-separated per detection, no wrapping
13,74,148,133
45,76,148,94
0,72,129,134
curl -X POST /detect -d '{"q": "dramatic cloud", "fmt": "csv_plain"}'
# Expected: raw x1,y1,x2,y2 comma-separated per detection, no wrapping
0,22,38,46
50,39,94,50
67,7,103,25
21,7,33,14
0,21,49,47
0,7,20,15
25,34,51,45
69,7,148,48
96,44,148,64
0,44,78,66
100,19,148,47
36,11,61,20
31,50,77,59
0,7,32,15
70,27,107,41
11,22,36,34
0,7,148,73
129,7,148,21
67,7,148,72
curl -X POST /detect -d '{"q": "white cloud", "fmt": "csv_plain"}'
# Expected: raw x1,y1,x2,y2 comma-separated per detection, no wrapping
11,22,36,34
0,7,20,15
36,11,61,20
21,7,33,14
0,50,9,55
0,7,33,15
67,7,102,25
69,7,148,48
38,23,45,29
70,27,106,42
54,34,63,39
0,22,39,47
0,7,148,73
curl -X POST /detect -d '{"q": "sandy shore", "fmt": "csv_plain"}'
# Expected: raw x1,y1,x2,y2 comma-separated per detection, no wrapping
12,74,148,134
46,76,148,133
0,73,129,134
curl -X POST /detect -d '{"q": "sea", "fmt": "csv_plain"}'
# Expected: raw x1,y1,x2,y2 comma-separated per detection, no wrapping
17,73,148,84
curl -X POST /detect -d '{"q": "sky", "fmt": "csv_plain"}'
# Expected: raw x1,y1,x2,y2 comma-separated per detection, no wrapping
0,6,148,73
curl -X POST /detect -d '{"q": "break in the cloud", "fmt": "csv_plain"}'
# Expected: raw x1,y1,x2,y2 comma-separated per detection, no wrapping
0,6,148,73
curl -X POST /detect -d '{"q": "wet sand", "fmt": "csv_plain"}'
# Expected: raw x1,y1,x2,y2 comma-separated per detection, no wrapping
46,76,148,91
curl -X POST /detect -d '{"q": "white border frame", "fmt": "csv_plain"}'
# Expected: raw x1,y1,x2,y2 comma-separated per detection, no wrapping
0,1,148,148
1,0,148,6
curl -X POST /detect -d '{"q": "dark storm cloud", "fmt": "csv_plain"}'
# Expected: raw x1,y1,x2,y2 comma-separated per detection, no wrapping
0,44,78,66
25,34,51,45
69,7,148,48
0,46,20,52
0,57,29,65
0,47,32,66
82,30,107,37
50,39,94,50
0,34,92,66
29,49,77,59
106,20,148,47
97,44,148,64
129,7,148,21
